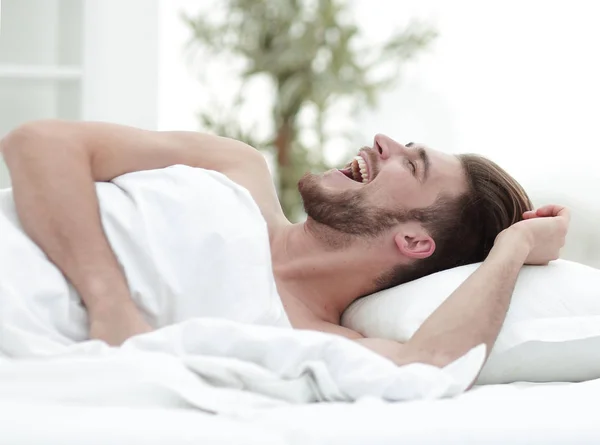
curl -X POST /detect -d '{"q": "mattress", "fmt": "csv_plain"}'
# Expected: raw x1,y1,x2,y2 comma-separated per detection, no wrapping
2,379,599,445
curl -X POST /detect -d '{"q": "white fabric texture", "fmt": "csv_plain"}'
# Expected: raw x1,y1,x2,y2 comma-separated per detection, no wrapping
0,165,289,355
0,165,485,407
241,379,600,445
4,380,600,445
342,259,600,384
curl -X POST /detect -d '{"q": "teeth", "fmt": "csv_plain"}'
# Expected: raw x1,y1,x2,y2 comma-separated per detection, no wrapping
352,158,360,179
354,156,368,183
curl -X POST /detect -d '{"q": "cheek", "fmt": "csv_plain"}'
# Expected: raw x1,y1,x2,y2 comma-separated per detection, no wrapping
368,172,429,209
369,171,420,207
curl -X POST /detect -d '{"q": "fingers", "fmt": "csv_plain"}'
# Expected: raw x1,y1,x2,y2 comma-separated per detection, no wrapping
523,205,570,223
535,204,567,219
557,206,571,223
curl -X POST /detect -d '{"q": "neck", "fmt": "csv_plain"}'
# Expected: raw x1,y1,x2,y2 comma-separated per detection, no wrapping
270,220,392,323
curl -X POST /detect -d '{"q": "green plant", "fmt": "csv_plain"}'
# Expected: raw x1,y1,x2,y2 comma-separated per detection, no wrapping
183,0,436,220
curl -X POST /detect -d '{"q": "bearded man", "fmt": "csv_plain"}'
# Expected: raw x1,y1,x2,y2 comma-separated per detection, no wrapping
0,120,568,369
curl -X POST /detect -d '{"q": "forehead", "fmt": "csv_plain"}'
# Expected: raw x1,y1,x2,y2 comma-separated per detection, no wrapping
416,144,467,197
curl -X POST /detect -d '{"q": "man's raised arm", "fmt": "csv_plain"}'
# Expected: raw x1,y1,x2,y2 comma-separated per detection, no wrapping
355,206,569,382
0,120,264,345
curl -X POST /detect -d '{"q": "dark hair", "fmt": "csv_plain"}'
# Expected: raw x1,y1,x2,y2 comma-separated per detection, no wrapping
376,154,533,289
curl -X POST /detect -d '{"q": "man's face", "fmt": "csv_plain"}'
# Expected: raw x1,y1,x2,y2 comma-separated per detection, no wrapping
298,134,467,237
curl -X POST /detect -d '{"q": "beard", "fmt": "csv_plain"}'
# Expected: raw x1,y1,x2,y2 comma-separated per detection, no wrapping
298,171,407,239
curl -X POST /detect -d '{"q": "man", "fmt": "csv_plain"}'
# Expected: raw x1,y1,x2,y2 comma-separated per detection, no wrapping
1,120,568,371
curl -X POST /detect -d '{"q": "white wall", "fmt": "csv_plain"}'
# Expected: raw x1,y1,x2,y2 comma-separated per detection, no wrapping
157,0,200,131
356,1,600,185
157,0,273,140
83,0,159,129
158,0,600,267
158,0,600,178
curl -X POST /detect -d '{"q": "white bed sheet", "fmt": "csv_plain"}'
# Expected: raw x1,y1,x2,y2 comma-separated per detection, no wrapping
0,400,286,445
242,379,600,445
2,379,599,445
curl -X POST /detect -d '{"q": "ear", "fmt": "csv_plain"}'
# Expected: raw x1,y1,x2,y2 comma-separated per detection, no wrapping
393,225,436,260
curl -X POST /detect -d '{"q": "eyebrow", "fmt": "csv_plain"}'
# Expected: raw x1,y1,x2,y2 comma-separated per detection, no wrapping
406,142,430,182
417,147,431,182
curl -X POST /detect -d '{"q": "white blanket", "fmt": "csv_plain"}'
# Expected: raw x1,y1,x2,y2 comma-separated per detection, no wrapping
0,165,485,410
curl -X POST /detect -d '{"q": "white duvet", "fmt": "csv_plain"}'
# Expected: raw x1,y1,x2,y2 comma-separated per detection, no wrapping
0,165,485,411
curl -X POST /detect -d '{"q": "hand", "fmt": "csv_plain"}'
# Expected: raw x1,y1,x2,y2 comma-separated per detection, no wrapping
496,204,570,265
88,301,154,346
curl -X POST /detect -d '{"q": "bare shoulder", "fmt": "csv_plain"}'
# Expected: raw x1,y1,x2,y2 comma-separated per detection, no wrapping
218,141,286,227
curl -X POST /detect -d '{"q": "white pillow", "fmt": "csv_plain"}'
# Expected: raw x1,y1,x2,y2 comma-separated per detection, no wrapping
341,259,600,384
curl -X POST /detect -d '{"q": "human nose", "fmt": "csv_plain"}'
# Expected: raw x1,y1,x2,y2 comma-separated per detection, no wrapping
373,134,407,160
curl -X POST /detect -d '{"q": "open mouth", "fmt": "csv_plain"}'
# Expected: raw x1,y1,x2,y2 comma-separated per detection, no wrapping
338,155,370,184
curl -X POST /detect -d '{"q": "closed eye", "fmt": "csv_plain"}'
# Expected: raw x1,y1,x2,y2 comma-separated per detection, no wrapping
407,159,417,175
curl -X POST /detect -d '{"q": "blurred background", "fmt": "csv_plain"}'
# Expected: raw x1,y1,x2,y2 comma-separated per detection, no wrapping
0,0,598,267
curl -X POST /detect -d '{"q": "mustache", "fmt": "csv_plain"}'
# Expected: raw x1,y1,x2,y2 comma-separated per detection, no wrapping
342,147,375,165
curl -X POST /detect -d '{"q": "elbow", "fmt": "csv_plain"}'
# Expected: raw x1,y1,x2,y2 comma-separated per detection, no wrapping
412,351,457,368
2,120,68,165
416,351,481,392
2,121,49,159
399,342,486,392
399,342,465,369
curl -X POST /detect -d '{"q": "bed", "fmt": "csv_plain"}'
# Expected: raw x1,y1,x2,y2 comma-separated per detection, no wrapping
248,380,600,445
2,379,599,444
1,167,599,444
